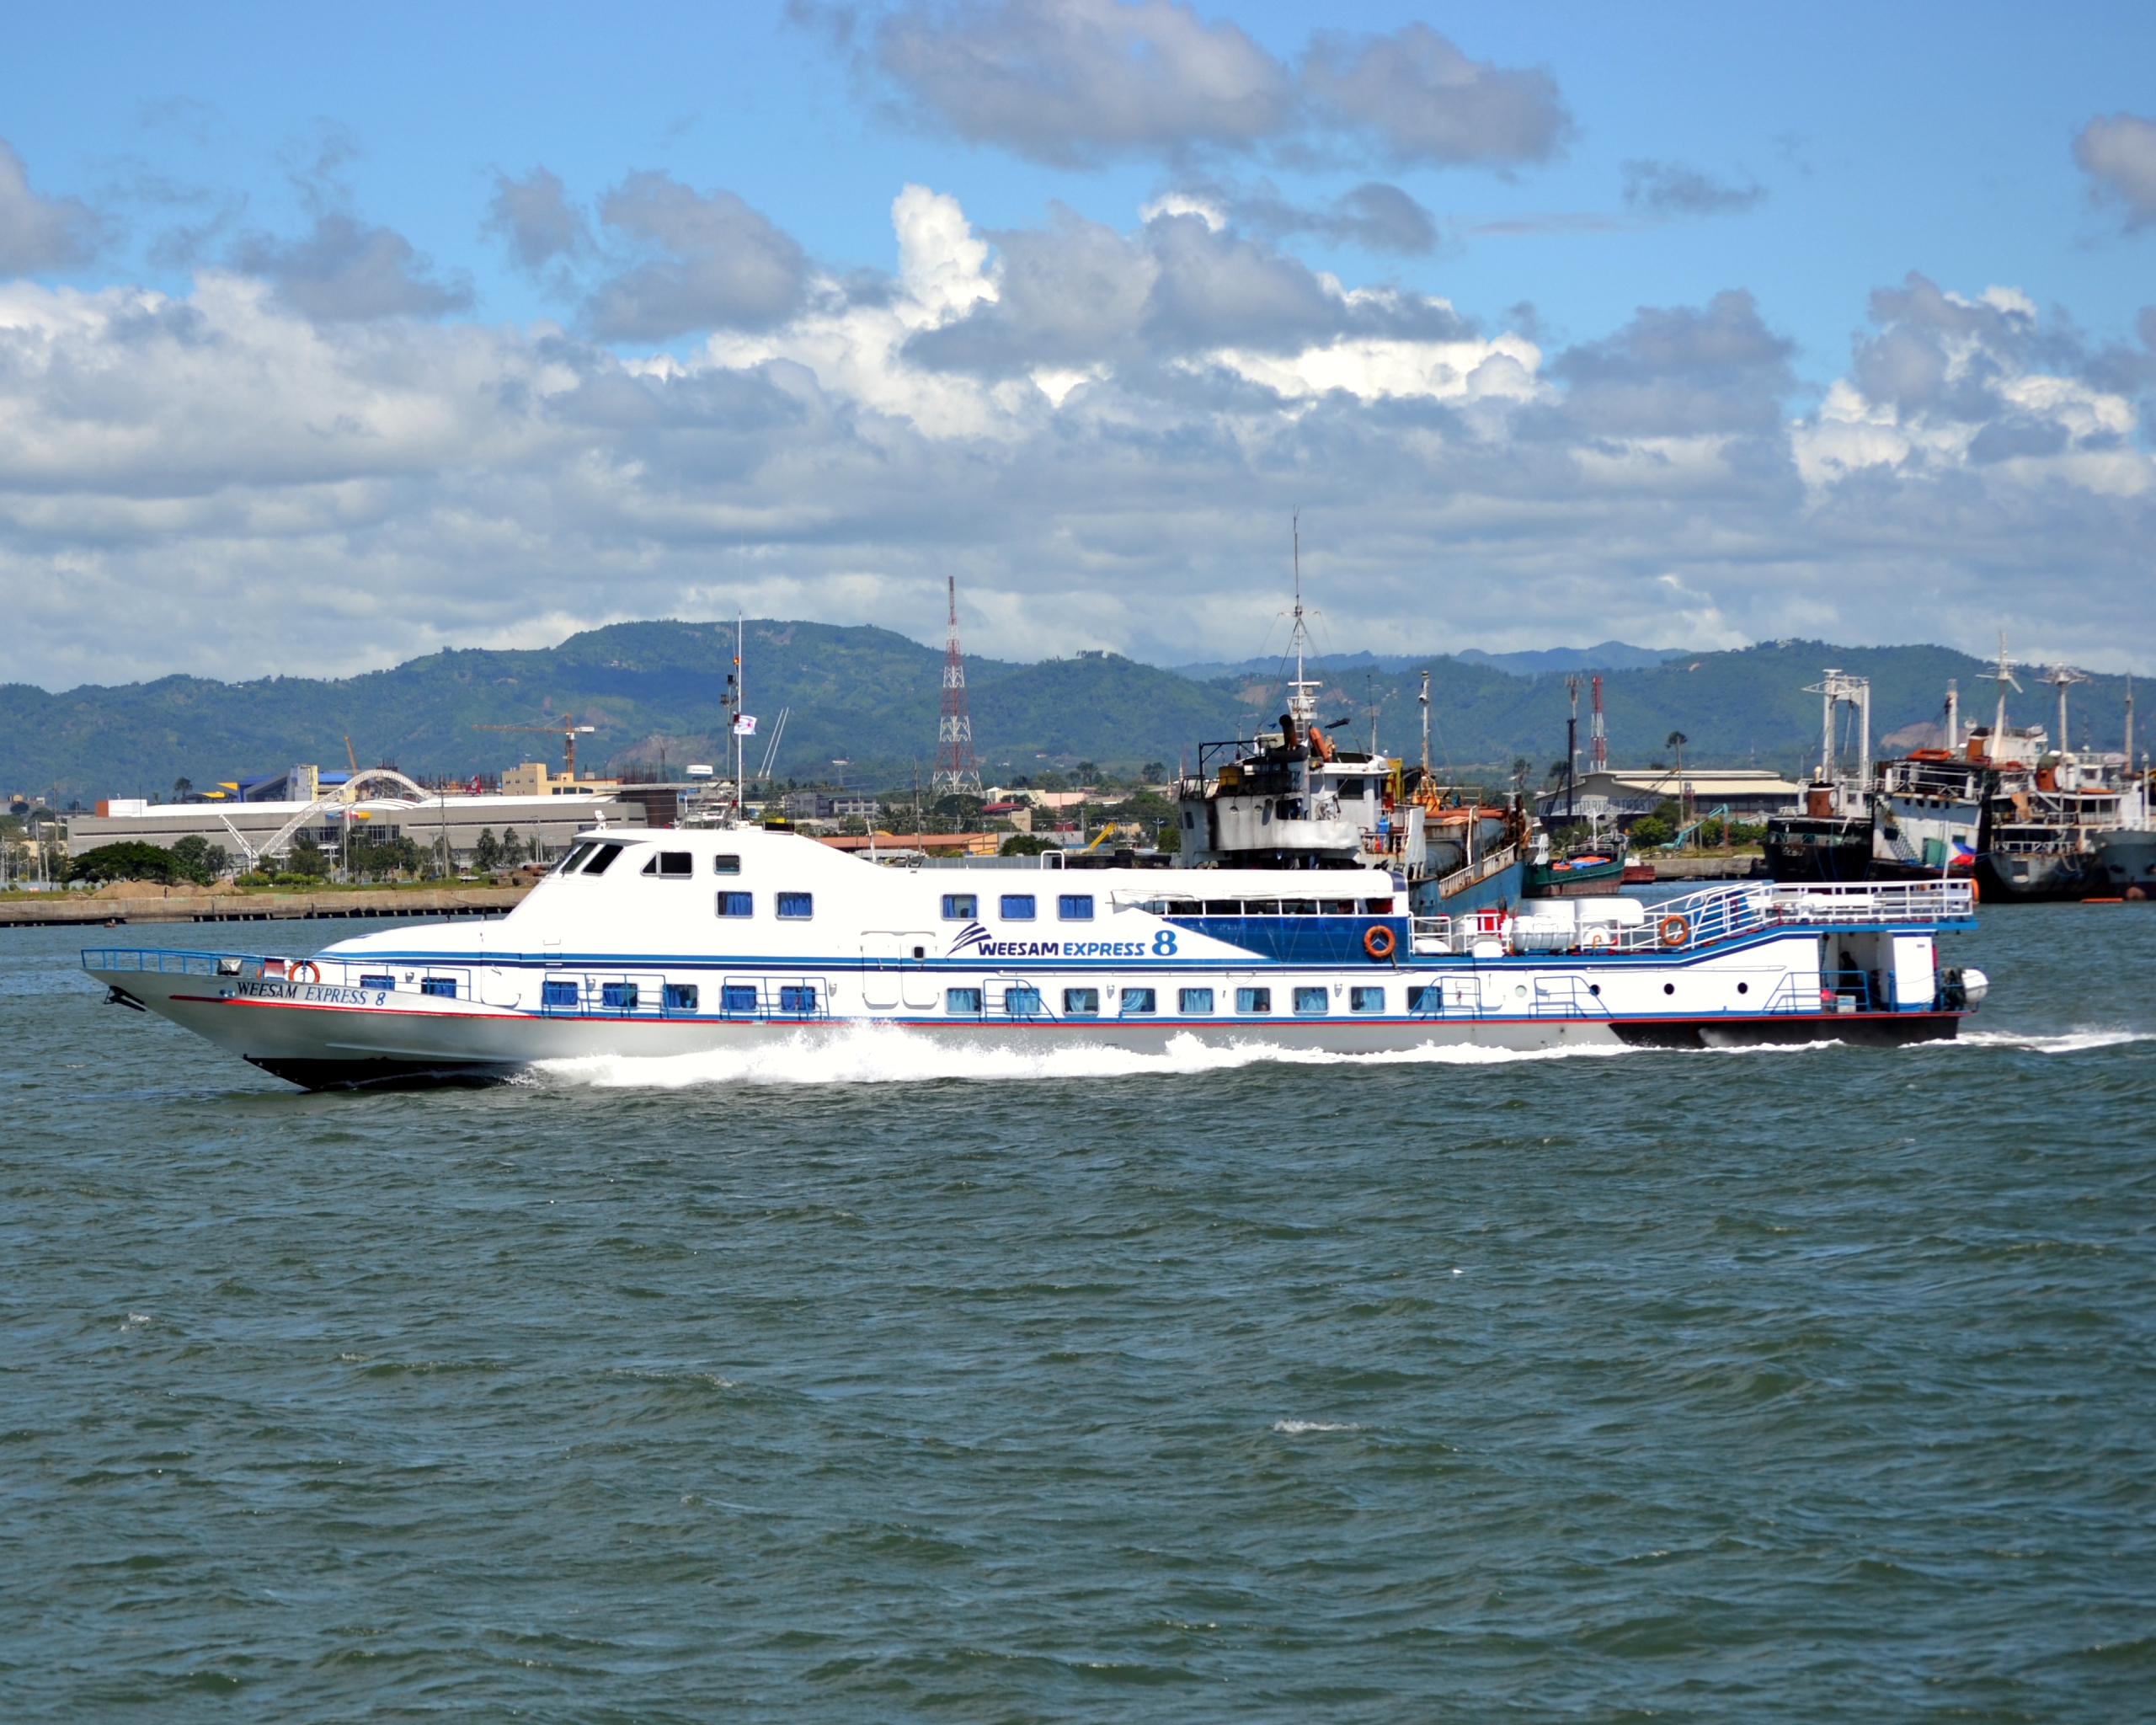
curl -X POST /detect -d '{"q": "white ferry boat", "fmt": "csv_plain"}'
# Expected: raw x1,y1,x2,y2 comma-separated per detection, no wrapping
84,823,1985,1089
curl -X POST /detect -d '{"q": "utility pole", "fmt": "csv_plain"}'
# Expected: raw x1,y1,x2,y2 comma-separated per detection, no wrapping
1565,675,1580,822
1589,673,1607,772
1418,670,1430,777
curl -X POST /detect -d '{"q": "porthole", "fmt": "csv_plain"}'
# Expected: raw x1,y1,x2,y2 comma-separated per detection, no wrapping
1663,982,1675,996
1737,981,1748,996
1588,984,1600,996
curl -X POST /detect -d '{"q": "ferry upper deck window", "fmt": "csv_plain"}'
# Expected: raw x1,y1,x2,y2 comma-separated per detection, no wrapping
582,843,625,875
712,854,741,875
1057,894,1094,921
1203,899,1240,916
776,892,814,920
715,891,753,917
1322,899,1356,915
1360,897,1394,915
1242,899,1278,916
942,894,977,920
1001,894,1036,920
659,851,693,877
1281,899,1317,916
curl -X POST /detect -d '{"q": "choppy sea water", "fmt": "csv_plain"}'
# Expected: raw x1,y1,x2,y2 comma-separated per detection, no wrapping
3,905,2153,1722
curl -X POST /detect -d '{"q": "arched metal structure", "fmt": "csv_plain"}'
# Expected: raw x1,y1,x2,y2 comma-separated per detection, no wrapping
257,768,435,863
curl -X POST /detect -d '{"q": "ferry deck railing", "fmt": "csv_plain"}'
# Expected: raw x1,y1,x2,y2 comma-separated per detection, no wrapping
1407,879,1972,959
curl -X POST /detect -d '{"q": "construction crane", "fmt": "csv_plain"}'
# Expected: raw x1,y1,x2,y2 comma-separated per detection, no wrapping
473,717,599,778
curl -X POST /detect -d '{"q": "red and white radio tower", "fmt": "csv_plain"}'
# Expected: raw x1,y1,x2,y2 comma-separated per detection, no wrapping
1589,673,1608,772
933,575,982,797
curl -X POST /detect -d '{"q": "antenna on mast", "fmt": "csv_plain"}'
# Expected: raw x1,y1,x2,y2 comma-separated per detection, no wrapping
933,576,982,798
1285,511,1319,730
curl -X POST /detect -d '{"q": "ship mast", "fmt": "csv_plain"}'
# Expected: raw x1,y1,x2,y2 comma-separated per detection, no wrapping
1285,514,1320,737
1987,632,2020,751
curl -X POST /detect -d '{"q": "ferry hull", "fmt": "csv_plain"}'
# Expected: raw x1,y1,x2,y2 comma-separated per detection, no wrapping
93,963,1964,1090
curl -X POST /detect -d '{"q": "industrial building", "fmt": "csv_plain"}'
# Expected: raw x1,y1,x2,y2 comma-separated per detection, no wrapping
1534,767,1804,828
71,772,643,870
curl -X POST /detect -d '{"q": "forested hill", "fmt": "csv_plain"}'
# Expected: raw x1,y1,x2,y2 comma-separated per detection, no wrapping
0,622,2141,804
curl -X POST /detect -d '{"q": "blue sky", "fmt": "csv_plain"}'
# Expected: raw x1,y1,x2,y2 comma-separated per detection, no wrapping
0,1,2152,684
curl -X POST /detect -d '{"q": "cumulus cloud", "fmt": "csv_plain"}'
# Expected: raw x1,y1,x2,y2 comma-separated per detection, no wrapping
487,167,592,271
0,139,104,273
584,174,808,339
2073,112,2156,232
0,189,2150,688
1620,158,1765,218
815,2,1567,170
230,213,473,321
1157,179,1442,254
1299,24,1571,168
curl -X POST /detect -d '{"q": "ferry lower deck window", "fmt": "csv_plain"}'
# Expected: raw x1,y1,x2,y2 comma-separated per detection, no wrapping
420,976,456,998
542,980,579,1007
946,987,983,1013
1121,987,1156,1015
582,843,624,875
360,974,394,991
1293,986,1326,1015
721,984,757,1014
1236,987,1272,1014
1350,986,1384,1014
778,984,817,1013
602,982,638,1011
1005,985,1043,1017
1408,984,1440,1012
776,892,814,920
1057,894,1094,921
942,894,977,920
716,891,753,917
664,983,698,1012
1063,988,1099,1017
712,853,741,875
1001,894,1035,920
1179,987,1214,1014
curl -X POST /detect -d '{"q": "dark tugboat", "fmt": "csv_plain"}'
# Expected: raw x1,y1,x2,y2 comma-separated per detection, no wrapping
1764,670,1874,884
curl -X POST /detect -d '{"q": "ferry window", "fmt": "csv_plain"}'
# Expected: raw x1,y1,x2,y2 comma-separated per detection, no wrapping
1121,987,1156,1016
602,981,638,1011
1182,809,1195,828
1005,984,1043,1018
1236,987,1272,1014
542,980,579,1007
721,984,758,1015
658,852,693,877
712,854,741,875
582,843,624,875
1322,899,1356,916
664,983,698,1012
1350,986,1385,1014
1293,986,1326,1015
1242,900,1278,916
1001,894,1036,920
1359,897,1394,915
778,984,818,1014
716,891,753,918
1057,894,1094,921
1408,985,1441,1013
360,974,395,991
1281,900,1317,916
942,894,978,920
557,843,595,874
420,976,457,999
1178,987,1214,1014
1063,988,1100,1017
776,892,814,920
1203,900,1241,916
947,987,984,1013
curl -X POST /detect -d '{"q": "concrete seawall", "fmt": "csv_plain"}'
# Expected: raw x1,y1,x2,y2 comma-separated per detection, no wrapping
0,886,531,929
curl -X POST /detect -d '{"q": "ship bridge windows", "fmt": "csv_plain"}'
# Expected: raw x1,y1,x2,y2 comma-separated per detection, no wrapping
580,843,625,875
557,843,597,874
641,851,693,877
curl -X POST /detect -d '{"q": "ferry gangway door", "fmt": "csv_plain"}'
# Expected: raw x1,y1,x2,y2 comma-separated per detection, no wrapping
898,932,940,1010
860,932,903,1010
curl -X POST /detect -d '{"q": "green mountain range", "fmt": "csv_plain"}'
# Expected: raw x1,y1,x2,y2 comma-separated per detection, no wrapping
2,621,2141,806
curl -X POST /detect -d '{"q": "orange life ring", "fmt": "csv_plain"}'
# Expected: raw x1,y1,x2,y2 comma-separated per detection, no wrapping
1657,915,1689,948
1363,923,1396,960
290,960,321,985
